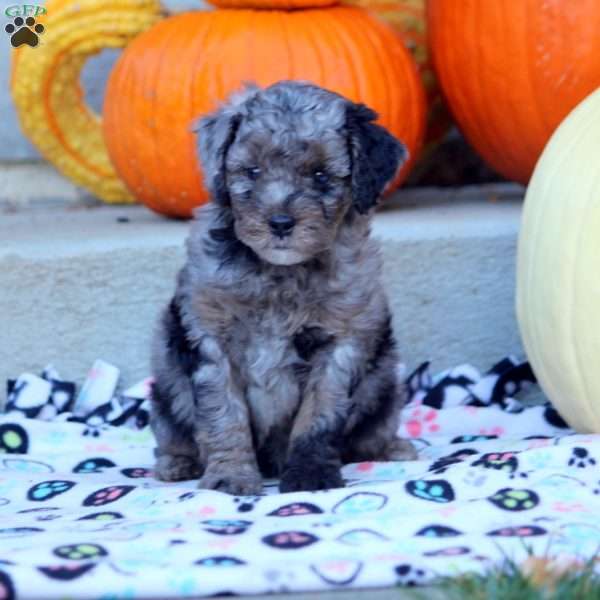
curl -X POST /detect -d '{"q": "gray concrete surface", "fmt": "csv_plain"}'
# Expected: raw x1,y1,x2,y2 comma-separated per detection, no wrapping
0,177,525,393
0,0,205,160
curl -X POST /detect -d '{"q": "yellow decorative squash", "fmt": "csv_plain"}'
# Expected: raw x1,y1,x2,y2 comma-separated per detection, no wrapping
10,0,162,203
516,87,600,432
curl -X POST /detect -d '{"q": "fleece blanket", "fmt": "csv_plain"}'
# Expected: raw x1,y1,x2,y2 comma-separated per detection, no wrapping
1,358,599,600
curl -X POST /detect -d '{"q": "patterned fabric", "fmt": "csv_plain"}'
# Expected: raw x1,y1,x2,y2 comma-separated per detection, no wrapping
1,358,599,600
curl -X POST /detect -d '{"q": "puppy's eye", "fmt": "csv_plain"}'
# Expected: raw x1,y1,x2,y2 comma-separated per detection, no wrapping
313,170,330,186
247,167,261,180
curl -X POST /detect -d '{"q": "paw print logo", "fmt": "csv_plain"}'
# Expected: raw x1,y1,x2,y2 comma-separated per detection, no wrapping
405,407,440,438
120,467,152,479
5,16,45,48
394,564,431,587
332,492,387,515
488,487,539,511
27,480,75,501
472,452,519,474
201,519,252,536
415,525,462,538
0,423,29,454
195,556,245,567
405,479,455,503
262,530,319,550
423,546,470,557
234,496,261,513
73,458,116,474
486,525,547,537
53,543,108,561
268,502,323,517
568,447,597,469
462,468,487,488
82,485,135,507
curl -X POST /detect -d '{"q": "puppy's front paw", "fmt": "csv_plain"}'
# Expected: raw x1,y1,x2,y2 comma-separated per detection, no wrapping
154,454,202,482
198,464,262,496
279,463,345,493
386,438,418,461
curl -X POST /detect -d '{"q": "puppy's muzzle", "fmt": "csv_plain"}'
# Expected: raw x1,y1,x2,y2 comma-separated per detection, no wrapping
269,214,296,239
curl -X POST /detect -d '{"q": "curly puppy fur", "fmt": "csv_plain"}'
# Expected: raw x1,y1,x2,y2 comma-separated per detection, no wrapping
150,81,416,495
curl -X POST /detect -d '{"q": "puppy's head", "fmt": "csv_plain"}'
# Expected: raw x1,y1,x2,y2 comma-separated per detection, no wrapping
196,81,407,266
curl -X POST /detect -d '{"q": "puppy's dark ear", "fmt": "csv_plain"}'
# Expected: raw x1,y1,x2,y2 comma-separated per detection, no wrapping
194,110,242,206
346,103,408,214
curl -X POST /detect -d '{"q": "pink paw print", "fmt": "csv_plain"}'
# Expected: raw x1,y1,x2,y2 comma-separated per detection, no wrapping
478,426,505,437
553,501,589,514
356,462,374,473
82,485,135,507
405,407,440,438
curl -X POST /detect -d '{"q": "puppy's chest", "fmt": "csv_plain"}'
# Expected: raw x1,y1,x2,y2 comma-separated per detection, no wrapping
224,276,328,439
229,281,319,371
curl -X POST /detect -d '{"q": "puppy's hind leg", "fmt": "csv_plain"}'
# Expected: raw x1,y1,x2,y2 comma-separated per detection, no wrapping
342,366,417,465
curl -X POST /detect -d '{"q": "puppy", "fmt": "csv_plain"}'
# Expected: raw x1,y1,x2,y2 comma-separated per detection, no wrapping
150,81,416,495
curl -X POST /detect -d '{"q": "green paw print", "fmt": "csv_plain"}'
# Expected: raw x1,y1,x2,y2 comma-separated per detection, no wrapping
53,543,108,560
0,424,28,454
489,488,539,511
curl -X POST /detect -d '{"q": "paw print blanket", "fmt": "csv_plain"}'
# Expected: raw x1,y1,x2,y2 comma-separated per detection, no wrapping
1,357,599,599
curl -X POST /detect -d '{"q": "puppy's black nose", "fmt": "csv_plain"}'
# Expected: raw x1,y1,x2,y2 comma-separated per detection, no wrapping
269,214,296,238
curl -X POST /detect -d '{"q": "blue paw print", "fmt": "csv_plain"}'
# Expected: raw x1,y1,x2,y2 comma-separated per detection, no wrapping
332,492,388,515
73,458,116,474
27,480,75,501
195,556,245,567
406,479,455,503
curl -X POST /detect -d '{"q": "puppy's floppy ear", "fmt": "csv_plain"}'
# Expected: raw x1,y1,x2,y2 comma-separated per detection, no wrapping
194,109,242,206
346,102,408,215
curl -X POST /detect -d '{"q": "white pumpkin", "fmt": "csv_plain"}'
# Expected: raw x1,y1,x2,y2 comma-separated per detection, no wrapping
517,86,600,433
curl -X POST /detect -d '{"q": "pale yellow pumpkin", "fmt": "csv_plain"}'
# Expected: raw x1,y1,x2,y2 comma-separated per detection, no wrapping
516,87,600,432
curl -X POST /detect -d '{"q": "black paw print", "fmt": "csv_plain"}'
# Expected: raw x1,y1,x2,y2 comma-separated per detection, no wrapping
5,16,45,48
234,496,261,513
395,564,431,587
568,447,597,469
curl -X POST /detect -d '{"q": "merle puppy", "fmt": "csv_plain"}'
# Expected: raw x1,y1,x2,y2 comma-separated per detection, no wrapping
150,81,416,495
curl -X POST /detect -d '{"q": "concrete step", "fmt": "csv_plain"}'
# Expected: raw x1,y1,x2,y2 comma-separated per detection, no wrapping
0,180,524,393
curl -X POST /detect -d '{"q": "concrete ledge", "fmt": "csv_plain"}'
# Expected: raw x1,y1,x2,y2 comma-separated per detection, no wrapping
0,183,524,392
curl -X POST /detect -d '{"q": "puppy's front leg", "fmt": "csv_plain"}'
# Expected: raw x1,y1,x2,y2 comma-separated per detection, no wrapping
193,337,262,496
280,343,358,493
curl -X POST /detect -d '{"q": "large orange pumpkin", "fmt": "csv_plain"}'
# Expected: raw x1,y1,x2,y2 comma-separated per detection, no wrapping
345,0,450,153
103,7,425,218
428,0,600,184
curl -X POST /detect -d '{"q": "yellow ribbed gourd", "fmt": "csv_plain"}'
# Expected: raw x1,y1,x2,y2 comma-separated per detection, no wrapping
10,0,162,203
517,87,600,432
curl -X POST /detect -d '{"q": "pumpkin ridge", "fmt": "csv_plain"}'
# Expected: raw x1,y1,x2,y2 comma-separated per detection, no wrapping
355,11,390,123
299,10,326,85
327,8,362,99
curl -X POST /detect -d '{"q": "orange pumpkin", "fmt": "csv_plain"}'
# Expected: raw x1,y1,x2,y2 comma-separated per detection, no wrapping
344,0,450,152
103,7,425,218
208,0,336,7
428,0,600,184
